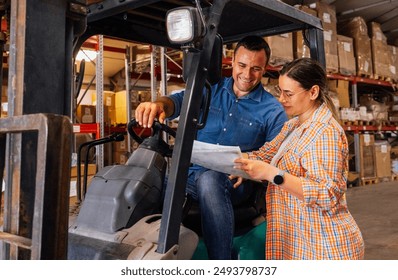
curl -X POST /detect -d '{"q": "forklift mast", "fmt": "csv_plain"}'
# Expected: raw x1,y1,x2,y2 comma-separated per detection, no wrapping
0,0,324,259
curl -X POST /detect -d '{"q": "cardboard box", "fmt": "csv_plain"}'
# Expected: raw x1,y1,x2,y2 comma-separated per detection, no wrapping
369,22,390,79
388,45,398,82
369,22,387,42
92,91,117,125
325,53,339,74
359,134,376,179
328,79,350,108
264,33,294,66
106,108,117,126
391,146,398,159
92,91,115,108
374,141,391,179
309,1,338,73
293,31,311,59
372,38,390,79
337,35,356,76
77,105,96,123
293,5,317,59
115,90,128,124
337,17,373,77
113,137,130,152
70,164,97,201
112,151,130,165
353,35,373,76
70,163,97,178
309,2,337,32
338,16,368,37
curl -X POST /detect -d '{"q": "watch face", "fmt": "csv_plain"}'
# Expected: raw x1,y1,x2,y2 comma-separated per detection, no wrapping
274,174,284,185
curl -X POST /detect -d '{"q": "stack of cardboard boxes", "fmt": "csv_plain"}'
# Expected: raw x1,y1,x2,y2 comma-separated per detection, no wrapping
358,134,376,185
309,1,339,73
369,22,391,80
70,163,97,205
388,45,398,82
337,16,373,77
358,133,393,185
336,35,356,76
293,6,317,59
77,89,154,165
265,33,294,67
263,2,398,185
292,2,398,83
374,141,392,182
112,136,131,165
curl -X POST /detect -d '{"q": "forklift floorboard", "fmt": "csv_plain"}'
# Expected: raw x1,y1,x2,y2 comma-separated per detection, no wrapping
346,181,398,260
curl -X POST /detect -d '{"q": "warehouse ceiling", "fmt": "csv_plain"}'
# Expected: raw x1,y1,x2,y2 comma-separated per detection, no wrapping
80,0,398,80
284,0,398,45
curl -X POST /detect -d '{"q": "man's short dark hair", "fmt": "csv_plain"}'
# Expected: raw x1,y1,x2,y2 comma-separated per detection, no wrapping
234,35,271,66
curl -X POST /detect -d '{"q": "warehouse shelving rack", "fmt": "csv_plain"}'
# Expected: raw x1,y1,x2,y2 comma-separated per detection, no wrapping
328,72,397,178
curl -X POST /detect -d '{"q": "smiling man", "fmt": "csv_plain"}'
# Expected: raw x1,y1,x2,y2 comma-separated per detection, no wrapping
135,35,287,259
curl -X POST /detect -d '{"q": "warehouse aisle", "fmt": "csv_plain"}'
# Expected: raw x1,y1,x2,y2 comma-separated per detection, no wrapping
346,181,398,260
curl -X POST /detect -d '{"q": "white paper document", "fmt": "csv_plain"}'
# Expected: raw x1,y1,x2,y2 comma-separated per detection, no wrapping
190,140,251,179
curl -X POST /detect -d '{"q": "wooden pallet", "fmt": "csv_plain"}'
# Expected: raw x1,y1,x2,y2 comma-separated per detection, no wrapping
341,120,359,126
357,72,373,79
373,74,392,82
357,120,377,126
360,177,378,186
326,69,339,75
378,176,391,183
341,119,396,127
379,121,398,126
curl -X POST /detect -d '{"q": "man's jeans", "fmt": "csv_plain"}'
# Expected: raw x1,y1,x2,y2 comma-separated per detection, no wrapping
186,168,253,260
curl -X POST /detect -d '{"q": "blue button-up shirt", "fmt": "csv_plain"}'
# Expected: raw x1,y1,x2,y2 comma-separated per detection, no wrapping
168,76,287,153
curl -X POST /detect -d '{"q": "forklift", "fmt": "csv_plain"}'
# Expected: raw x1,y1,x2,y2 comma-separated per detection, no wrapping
0,0,325,260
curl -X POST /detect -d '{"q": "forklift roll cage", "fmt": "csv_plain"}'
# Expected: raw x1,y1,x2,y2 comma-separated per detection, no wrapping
0,0,324,259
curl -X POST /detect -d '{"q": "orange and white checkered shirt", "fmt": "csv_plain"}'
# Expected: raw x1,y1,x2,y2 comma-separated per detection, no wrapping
249,103,364,259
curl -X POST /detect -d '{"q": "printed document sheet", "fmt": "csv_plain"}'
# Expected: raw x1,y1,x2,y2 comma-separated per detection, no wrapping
190,140,251,179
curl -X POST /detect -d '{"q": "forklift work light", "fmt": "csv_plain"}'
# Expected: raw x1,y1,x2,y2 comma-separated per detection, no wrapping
166,7,203,44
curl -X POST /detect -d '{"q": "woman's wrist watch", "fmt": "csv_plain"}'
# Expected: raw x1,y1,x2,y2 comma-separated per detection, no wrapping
272,170,285,185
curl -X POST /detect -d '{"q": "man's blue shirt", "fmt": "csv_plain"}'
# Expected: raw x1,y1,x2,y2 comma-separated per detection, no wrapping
168,76,287,152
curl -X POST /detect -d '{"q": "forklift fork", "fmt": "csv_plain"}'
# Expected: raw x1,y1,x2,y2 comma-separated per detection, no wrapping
0,114,72,259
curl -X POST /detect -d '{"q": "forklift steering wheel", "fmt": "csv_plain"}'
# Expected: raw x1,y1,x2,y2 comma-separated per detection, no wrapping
127,118,176,144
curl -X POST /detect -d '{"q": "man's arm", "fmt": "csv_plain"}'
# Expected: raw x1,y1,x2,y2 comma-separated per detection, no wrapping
135,96,175,128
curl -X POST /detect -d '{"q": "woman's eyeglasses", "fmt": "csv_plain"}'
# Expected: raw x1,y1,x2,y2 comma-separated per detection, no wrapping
274,85,307,101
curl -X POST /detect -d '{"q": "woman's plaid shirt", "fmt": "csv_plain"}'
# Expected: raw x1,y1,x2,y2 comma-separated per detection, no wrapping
249,103,365,260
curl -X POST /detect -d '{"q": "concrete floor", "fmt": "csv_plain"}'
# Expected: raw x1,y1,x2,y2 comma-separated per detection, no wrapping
346,181,398,260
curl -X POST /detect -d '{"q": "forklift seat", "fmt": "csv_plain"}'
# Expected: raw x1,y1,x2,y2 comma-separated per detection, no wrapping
182,180,267,259
182,180,267,236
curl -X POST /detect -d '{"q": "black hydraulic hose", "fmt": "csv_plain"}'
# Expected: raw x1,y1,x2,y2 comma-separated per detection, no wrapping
76,133,124,202
82,133,125,199
196,80,212,129
75,59,85,99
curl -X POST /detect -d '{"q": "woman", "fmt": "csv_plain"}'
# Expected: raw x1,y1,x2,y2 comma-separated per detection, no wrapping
234,58,364,259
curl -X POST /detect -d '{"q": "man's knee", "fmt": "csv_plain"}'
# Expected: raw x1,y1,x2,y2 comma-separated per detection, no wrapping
197,170,229,190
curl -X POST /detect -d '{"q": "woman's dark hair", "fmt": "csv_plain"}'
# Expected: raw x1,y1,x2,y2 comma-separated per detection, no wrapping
279,58,339,120
234,35,271,66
